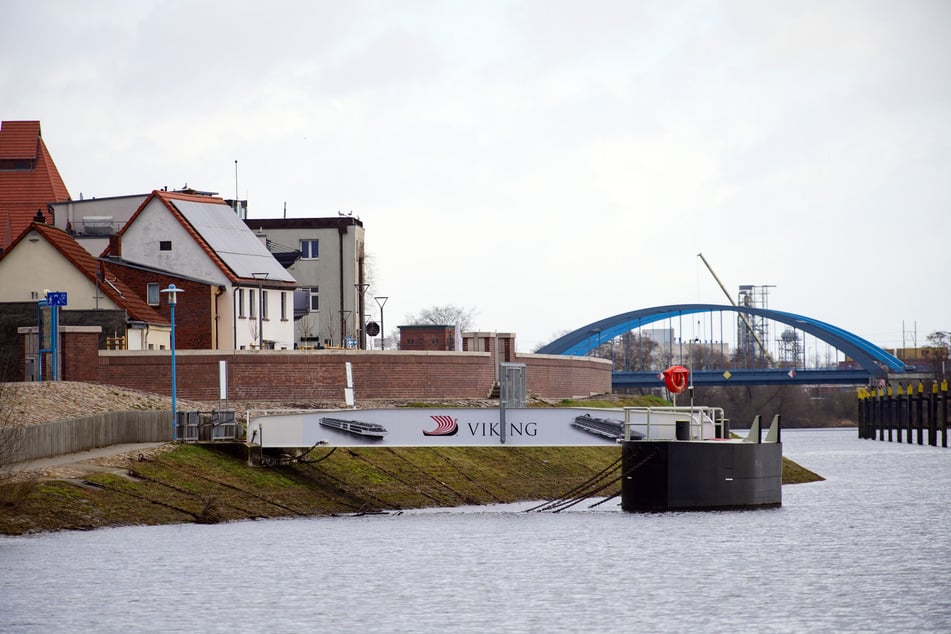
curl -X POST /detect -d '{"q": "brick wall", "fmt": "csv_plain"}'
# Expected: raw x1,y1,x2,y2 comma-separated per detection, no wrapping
21,329,612,400
62,329,102,381
110,265,214,349
520,353,613,398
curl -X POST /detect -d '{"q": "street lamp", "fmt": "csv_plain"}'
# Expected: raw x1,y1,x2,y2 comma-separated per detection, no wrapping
251,272,269,349
161,284,184,441
374,296,388,350
354,283,370,349
339,310,353,346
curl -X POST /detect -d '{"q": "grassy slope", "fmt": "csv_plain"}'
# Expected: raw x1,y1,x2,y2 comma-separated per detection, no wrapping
0,443,822,536
0,396,823,535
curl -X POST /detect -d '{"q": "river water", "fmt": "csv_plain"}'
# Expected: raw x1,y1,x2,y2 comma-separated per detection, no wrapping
2,429,950,633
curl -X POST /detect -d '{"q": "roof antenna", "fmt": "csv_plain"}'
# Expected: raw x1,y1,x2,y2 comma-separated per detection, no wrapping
234,160,241,217
283,201,287,219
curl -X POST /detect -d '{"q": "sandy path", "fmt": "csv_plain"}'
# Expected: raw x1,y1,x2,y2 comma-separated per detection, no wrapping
7,442,169,480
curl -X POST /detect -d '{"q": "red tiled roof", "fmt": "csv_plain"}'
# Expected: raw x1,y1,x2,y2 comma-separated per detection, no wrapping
0,120,41,159
0,120,71,250
0,220,167,325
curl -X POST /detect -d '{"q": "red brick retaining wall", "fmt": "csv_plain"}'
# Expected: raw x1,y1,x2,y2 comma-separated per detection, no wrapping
22,330,612,400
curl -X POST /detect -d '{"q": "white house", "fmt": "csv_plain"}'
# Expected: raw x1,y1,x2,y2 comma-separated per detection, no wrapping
110,190,298,350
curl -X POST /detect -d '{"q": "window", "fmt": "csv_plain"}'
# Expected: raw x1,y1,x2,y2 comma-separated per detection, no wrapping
249,289,256,318
280,291,288,321
237,289,245,318
309,286,319,312
262,290,269,320
159,241,172,251
300,239,319,259
147,283,160,306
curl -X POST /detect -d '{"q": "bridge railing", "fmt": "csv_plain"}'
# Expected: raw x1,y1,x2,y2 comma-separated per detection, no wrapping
622,406,727,441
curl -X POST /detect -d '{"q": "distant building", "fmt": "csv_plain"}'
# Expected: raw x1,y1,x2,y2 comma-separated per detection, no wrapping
244,216,366,349
0,120,70,251
48,193,149,255
400,324,457,351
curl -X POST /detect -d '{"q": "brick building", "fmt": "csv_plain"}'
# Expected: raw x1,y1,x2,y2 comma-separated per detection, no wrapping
399,324,457,351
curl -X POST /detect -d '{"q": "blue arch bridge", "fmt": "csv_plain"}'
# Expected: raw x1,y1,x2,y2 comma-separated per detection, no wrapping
537,304,912,389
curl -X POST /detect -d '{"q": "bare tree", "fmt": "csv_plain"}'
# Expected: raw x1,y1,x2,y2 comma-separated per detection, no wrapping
404,305,477,332
925,330,949,379
0,382,23,481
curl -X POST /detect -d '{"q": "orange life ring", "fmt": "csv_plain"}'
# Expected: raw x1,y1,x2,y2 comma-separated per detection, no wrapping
662,365,690,394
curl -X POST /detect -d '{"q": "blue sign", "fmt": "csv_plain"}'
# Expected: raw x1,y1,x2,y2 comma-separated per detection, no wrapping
47,292,67,306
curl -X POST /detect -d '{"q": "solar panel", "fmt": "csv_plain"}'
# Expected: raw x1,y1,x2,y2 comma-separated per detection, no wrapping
172,199,296,283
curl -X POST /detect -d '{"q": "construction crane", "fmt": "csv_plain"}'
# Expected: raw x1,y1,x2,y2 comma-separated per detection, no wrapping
697,252,770,360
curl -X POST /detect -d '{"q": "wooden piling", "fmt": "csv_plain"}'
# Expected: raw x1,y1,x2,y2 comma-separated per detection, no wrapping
857,380,949,449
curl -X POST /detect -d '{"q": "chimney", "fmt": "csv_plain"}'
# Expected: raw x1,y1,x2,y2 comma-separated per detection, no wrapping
108,233,121,256
32,209,45,224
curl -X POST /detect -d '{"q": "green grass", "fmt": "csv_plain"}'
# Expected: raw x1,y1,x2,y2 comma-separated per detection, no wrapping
0,415,824,535
546,395,670,408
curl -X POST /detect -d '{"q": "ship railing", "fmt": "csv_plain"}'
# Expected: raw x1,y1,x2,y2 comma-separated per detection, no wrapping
622,406,727,441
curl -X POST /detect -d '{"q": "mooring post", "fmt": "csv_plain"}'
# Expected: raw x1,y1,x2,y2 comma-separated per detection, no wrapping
875,388,885,441
895,383,911,442
855,390,865,438
941,382,948,448
941,381,948,449
905,384,914,444
908,381,924,445
886,387,894,443
928,383,938,447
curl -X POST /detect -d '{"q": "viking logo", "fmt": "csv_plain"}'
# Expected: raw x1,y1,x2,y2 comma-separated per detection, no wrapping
423,415,458,436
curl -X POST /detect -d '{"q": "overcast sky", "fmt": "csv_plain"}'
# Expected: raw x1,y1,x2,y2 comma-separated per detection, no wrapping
3,1,949,352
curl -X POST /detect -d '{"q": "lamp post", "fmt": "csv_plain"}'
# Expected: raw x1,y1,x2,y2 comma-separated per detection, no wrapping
251,272,269,349
374,296,388,350
354,283,370,349
339,310,353,347
161,284,184,441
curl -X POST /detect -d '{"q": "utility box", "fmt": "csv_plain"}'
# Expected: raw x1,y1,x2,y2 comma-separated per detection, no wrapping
500,362,527,408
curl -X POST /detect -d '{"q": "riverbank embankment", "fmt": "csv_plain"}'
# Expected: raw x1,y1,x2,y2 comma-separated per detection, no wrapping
0,382,823,535
1,442,822,535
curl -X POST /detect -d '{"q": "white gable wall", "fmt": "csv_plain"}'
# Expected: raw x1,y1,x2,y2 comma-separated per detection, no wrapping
120,200,231,285
120,198,296,351
0,229,121,309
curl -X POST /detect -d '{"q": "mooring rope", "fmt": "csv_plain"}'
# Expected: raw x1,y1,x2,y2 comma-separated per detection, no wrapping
296,446,337,464
523,455,623,513
346,449,447,506
528,448,658,513
579,448,658,511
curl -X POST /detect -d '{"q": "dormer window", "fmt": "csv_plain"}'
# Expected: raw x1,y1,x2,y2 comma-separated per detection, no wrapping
0,158,33,171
